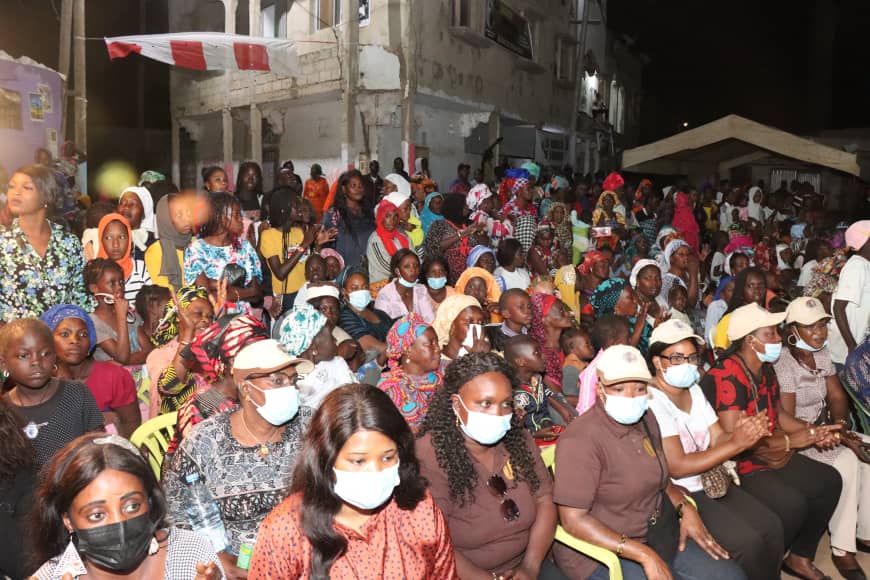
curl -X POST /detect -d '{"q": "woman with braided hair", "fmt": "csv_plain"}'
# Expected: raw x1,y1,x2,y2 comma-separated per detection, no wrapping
417,353,563,580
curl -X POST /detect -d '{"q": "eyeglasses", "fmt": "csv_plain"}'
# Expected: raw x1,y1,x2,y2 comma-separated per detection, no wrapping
487,474,520,522
661,353,702,365
247,371,299,387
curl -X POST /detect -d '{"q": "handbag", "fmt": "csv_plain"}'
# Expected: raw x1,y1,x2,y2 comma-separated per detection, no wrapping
681,423,733,499
641,419,680,564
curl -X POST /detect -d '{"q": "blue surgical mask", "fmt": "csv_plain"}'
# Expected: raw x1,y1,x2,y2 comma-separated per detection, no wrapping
753,339,782,364
662,363,700,389
348,289,372,310
428,276,447,290
333,462,401,510
398,277,418,289
603,393,649,425
793,331,827,353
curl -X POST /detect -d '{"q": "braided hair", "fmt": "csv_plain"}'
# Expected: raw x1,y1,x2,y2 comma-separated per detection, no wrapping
419,352,540,506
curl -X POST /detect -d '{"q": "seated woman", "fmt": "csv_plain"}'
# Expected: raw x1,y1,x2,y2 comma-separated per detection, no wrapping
422,256,457,312
423,193,483,285
527,222,558,278
630,259,670,328
0,318,103,467
420,191,444,237
494,238,532,292
776,297,870,579
374,249,436,323
712,267,767,351
466,244,499,275
432,294,490,362
467,184,513,247
659,239,700,312
278,303,354,410
418,353,560,579
184,192,263,314
454,266,502,325
591,278,651,354
337,266,393,359
377,313,443,431
85,258,147,365
554,344,746,580
146,285,217,417
700,303,844,580
250,384,456,578
647,319,783,580
367,198,415,291
30,433,223,580
96,212,152,305
576,250,611,324
164,339,314,578
41,304,141,438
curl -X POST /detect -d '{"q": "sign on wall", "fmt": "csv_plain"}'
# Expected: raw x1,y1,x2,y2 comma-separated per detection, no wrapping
484,0,533,60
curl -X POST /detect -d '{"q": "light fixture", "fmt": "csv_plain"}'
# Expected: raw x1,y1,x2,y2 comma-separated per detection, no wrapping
682,121,689,128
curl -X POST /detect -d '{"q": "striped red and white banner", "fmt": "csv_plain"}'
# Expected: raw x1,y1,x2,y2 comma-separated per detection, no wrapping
104,32,298,76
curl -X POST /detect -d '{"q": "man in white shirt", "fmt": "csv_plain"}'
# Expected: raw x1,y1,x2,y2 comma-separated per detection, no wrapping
830,221,870,364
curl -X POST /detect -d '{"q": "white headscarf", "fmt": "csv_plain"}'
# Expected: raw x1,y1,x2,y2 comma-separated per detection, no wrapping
747,186,763,222
120,186,155,233
383,173,411,199
629,259,660,289
776,244,791,270
663,239,689,269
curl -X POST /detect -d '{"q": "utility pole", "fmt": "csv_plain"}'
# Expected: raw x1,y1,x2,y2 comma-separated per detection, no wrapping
73,0,87,151
568,0,591,173
341,0,360,168
58,0,73,147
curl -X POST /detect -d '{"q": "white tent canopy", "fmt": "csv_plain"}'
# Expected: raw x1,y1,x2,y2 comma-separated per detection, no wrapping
621,115,861,178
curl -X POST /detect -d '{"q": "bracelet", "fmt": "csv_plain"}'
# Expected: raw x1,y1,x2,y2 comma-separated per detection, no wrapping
784,433,791,452
616,534,627,556
178,340,190,347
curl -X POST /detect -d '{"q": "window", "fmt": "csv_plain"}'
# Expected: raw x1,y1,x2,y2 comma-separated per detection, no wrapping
236,0,250,35
608,80,618,126
556,37,575,82
0,88,22,130
316,0,341,30
261,2,276,37
452,0,471,27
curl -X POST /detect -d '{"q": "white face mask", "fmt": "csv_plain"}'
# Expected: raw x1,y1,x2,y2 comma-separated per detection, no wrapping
247,383,300,426
661,363,700,389
454,395,512,445
602,393,649,425
793,331,827,353
333,462,400,510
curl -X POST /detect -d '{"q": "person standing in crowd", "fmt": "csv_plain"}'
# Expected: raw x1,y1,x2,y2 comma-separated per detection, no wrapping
449,163,472,195
424,193,483,285
831,220,870,365
0,164,91,322
365,159,384,198
321,170,375,270
118,185,156,249
146,191,202,289
250,384,457,578
95,212,152,304
304,163,330,220
235,161,265,217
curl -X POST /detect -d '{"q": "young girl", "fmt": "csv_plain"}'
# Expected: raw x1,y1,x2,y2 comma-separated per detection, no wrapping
96,212,152,305
85,258,146,365
0,318,103,467
493,238,531,291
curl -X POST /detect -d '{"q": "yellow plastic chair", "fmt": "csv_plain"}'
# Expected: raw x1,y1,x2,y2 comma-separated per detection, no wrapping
540,445,623,580
130,411,178,480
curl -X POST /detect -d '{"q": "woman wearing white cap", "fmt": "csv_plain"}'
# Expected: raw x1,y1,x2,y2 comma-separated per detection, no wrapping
554,344,744,580
647,320,783,579
163,339,314,578
700,303,844,580
776,297,870,579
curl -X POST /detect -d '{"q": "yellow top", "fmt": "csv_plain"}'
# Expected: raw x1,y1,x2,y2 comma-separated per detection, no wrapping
407,213,424,247
144,244,185,289
712,312,732,351
259,227,307,295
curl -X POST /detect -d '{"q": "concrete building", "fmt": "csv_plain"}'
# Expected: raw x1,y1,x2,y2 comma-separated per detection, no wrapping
168,0,643,190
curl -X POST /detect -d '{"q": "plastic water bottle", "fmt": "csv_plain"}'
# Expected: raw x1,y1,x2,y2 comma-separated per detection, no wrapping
184,472,228,552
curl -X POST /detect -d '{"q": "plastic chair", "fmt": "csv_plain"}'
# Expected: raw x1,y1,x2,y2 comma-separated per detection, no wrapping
130,411,178,480
540,445,624,580
843,383,870,435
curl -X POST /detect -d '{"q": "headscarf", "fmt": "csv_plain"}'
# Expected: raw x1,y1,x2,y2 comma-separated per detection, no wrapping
547,175,570,193
335,264,368,292
151,285,210,347
595,190,620,210
466,245,496,269
520,162,540,182
466,184,493,212
776,244,791,270
635,178,652,200
40,304,97,352
455,267,501,305
629,259,659,289
529,292,565,387
188,314,269,382
655,226,679,253
277,303,328,357
555,265,580,323
384,173,412,199
723,251,753,276
96,213,134,279
319,248,345,272
420,192,444,234
386,312,430,369
138,170,165,186
432,294,481,346
511,178,530,198
591,278,628,317
602,172,624,193
747,186,763,222
714,275,734,301
120,186,156,233
375,199,410,255
663,239,689,269
155,195,192,290
577,250,608,276
545,201,572,250
514,214,538,254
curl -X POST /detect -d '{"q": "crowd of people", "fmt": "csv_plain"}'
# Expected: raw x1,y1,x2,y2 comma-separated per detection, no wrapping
0,148,868,580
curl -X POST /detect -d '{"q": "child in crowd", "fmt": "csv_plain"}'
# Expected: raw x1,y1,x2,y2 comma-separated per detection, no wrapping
294,253,327,306
504,335,563,446
493,238,531,291
575,314,632,414
708,230,729,284
486,288,532,352
319,248,345,281
85,259,146,365
667,284,692,326
529,274,555,296
559,327,595,408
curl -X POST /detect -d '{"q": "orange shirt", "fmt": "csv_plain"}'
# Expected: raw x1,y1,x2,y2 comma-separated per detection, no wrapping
303,177,330,219
249,491,458,579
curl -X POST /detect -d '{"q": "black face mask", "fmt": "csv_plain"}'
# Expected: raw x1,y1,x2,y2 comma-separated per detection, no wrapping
74,513,157,572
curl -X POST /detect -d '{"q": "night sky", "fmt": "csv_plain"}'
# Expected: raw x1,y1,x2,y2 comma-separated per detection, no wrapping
610,0,870,142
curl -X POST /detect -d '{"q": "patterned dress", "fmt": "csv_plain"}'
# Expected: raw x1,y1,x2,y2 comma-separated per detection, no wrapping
377,368,442,431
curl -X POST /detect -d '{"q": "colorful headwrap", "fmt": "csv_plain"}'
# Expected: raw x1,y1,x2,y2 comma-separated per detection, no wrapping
375,200,411,255
602,172,625,193
596,190,620,209
547,175,570,193
466,245,496,269
277,303,327,357
455,267,502,306
466,184,493,212
591,278,628,317
420,192,444,234
432,294,481,346
529,292,558,346
714,276,734,301
577,250,609,276
40,304,97,352
151,285,210,347
96,213,134,279
188,314,269,382
511,178,530,198
635,178,653,200
386,312,430,369
318,248,345,272
520,162,541,181
138,170,166,186
629,259,660,289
